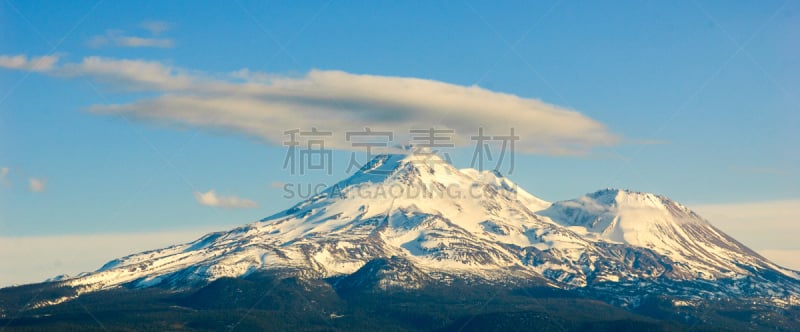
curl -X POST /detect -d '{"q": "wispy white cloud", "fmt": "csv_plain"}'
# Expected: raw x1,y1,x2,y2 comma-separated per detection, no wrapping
87,30,174,48
28,177,46,193
59,56,191,90
116,36,173,48
0,54,621,155
194,190,258,209
693,199,800,270
140,20,172,35
0,55,59,71
0,167,9,186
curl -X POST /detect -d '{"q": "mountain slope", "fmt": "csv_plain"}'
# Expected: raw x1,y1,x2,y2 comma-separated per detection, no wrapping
540,189,798,280
32,153,800,307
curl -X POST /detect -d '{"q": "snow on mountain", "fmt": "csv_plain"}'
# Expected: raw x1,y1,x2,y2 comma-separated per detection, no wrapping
53,152,800,304
64,152,555,290
538,188,793,280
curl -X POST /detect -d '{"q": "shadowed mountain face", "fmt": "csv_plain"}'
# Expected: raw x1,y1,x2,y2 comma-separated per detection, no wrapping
2,153,799,328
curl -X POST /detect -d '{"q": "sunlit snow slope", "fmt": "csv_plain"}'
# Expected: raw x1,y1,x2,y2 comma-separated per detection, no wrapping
56,153,800,302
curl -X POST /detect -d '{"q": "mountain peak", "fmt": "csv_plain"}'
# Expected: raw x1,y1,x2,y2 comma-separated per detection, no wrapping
541,189,704,239
585,188,669,209
344,152,458,184
537,189,786,280
586,189,702,221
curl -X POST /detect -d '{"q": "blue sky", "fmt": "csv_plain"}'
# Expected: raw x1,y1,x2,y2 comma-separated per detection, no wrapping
1,1,799,285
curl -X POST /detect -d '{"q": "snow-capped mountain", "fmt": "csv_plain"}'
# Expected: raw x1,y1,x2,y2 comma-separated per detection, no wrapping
50,153,800,305
540,189,795,280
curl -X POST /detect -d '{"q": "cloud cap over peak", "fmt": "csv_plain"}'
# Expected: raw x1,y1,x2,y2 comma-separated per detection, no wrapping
1,54,620,155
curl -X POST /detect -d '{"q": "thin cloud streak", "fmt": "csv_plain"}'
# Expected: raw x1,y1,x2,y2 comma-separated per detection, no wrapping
0,55,59,71
87,30,174,48
140,20,172,35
